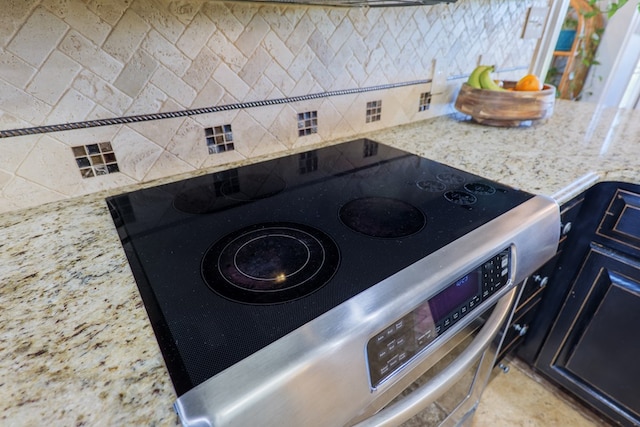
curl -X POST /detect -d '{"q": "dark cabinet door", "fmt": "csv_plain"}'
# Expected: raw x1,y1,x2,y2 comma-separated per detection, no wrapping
536,247,640,426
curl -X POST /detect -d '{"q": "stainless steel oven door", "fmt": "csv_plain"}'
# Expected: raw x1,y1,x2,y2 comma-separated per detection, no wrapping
349,286,519,427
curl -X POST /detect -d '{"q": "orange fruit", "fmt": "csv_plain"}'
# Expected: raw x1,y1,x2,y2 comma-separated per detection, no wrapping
514,74,542,91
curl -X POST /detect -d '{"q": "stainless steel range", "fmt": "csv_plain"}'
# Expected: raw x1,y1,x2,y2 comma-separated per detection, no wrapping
107,139,560,426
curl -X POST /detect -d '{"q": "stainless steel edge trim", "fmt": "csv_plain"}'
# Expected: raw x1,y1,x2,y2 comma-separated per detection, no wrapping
174,194,560,427
351,286,518,427
550,172,599,205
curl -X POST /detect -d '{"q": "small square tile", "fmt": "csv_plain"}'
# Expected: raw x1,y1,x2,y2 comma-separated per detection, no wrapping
103,152,117,163
80,168,94,178
76,157,90,168
99,141,113,152
72,146,86,157
86,144,100,155
90,155,104,165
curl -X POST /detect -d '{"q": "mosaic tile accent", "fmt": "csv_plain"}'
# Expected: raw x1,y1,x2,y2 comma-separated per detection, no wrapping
419,92,433,112
366,101,382,123
72,142,119,178
297,111,318,137
206,125,234,154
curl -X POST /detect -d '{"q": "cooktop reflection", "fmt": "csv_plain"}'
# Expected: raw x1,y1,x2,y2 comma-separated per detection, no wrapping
106,138,533,396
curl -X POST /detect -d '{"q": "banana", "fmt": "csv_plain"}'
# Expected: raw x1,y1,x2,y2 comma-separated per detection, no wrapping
478,66,506,91
466,65,491,89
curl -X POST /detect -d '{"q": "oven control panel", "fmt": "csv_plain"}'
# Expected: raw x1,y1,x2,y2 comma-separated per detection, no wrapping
366,248,511,388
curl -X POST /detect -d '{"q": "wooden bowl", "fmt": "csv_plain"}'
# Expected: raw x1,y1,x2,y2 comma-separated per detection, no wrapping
454,81,556,127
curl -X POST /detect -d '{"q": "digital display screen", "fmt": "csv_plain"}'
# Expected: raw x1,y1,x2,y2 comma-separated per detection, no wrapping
428,271,480,323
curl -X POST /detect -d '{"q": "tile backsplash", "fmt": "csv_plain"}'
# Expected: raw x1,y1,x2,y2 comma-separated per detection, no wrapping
0,0,546,213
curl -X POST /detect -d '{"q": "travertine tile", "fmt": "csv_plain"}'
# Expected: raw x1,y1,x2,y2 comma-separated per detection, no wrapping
43,0,111,46
27,51,80,105
207,29,247,73
130,0,185,44
143,150,195,182
165,117,210,168
125,82,167,116
111,127,163,181
150,66,197,108
73,69,132,116
60,30,123,82
113,50,159,99
102,8,150,63
7,6,68,68
176,12,215,60
142,29,191,76
235,15,270,58
47,89,95,125
15,135,85,193
0,50,37,88
83,0,130,26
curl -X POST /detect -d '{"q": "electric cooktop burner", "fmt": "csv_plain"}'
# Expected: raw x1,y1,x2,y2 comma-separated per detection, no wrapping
339,197,426,238
202,222,339,304
106,138,534,396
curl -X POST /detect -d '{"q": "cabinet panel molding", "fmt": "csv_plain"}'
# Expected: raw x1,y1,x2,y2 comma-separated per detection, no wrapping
597,188,640,254
536,248,640,425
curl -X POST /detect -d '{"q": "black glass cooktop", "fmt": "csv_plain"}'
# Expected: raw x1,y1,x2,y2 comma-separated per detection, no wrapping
106,138,533,396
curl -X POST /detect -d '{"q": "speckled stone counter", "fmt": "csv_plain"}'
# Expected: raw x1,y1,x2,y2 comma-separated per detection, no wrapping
1,100,639,426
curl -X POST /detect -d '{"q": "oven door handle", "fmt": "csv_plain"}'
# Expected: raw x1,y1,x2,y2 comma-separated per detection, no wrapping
352,287,518,427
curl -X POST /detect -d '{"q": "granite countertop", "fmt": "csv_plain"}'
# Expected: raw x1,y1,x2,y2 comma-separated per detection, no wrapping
1,100,639,426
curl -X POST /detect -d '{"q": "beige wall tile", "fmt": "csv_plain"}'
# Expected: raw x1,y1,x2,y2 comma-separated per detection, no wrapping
60,31,123,82
103,9,150,63
0,0,547,213
111,127,163,181
7,7,68,68
27,51,81,105
43,0,111,46
73,70,132,116
0,50,37,88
